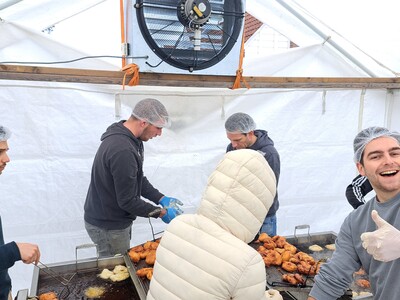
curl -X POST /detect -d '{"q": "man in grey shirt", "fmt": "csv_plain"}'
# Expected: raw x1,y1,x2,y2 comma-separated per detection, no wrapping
308,126,400,300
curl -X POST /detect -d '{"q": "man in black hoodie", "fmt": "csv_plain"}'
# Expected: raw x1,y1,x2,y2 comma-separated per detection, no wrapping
225,113,280,236
84,98,183,257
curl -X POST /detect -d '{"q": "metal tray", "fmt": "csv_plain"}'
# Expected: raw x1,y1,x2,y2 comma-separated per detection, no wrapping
124,248,153,296
30,253,144,300
250,225,372,300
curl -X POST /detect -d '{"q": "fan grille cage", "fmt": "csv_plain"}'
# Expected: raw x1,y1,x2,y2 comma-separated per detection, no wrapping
136,0,244,71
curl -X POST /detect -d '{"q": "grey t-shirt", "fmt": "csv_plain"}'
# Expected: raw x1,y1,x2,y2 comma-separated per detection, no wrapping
310,192,400,299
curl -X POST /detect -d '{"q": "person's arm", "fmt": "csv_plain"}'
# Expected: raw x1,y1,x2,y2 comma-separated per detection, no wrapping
0,242,39,269
308,215,361,300
0,241,20,269
345,175,372,209
111,149,163,217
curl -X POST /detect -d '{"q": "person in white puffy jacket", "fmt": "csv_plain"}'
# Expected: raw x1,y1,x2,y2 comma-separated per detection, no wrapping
147,149,282,300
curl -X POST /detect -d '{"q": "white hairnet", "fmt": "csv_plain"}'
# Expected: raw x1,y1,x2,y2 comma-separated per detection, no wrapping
354,126,400,163
225,113,256,134
0,125,11,142
131,98,171,128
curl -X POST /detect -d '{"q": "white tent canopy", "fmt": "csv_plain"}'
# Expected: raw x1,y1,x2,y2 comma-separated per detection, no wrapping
0,0,399,294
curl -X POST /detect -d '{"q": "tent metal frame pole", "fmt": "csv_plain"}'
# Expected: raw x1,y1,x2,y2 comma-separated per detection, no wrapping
275,0,377,77
0,0,23,10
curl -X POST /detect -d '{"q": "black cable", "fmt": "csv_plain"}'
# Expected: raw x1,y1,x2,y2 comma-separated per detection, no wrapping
0,55,149,65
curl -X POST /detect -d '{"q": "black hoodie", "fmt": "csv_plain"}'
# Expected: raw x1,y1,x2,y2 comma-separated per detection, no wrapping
227,129,280,217
84,121,164,230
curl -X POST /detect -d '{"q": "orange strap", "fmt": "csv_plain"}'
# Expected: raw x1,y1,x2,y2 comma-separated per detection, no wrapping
122,64,140,89
231,29,250,90
120,0,126,68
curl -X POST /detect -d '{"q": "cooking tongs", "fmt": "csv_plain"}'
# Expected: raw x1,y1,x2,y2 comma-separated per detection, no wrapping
32,260,76,299
34,260,74,285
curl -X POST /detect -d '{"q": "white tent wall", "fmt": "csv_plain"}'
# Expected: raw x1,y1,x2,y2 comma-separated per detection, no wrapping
1,0,400,295
1,78,399,293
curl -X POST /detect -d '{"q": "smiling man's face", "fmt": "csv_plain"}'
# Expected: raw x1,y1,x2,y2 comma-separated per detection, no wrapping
357,136,400,202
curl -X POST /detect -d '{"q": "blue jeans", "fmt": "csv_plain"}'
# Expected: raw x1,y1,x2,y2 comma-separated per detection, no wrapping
85,221,132,257
260,215,277,236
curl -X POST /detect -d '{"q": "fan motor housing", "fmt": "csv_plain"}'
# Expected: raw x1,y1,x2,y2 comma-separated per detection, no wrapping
178,0,212,29
127,0,246,75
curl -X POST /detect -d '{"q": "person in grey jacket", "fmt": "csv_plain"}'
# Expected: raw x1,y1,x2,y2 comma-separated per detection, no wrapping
225,113,280,236
84,99,183,257
308,126,400,300
0,125,40,300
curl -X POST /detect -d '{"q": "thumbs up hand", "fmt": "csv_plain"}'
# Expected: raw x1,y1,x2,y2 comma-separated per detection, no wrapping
360,210,400,262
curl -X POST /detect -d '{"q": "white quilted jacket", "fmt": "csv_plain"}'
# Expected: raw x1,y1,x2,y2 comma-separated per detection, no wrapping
147,149,277,300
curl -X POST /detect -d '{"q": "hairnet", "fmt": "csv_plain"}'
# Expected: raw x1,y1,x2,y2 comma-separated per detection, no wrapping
131,98,171,128
0,125,11,142
225,113,256,134
353,126,400,163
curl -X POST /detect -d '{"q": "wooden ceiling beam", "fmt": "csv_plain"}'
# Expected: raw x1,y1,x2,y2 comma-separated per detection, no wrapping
1,64,400,89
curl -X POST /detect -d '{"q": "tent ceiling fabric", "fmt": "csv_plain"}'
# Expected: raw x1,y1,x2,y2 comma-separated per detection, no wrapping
0,0,399,76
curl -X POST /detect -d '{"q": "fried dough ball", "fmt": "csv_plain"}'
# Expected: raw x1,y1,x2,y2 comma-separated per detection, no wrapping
128,250,141,262
297,260,317,276
99,265,129,282
282,274,297,285
143,241,159,250
258,233,271,243
263,250,282,267
38,292,58,300
308,244,324,252
272,235,287,248
294,273,305,285
263,239,277,250
325,243,336,251
140,249,151,259
289,256,300,264
281,261,297,273
136,267,153,280
281,250,292,262
110,271,130,282
257,245,267,253
98,268,114,280
356,279,371,288
113,265,128,274
146,268,153,280
145,250,157,265
282,273,305,286
293,252,315,265
130,245,144,252
283,243,297,254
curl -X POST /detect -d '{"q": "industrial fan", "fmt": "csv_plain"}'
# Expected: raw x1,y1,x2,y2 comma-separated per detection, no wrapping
127,0,245,74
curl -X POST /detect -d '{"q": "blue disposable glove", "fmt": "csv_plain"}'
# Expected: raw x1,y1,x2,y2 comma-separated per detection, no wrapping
159,196,184,215
161,207,179,224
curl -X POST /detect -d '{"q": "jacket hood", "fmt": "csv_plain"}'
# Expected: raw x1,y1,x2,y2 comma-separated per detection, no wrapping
252,129,274,148
197,149,276,243
100,121,137,142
